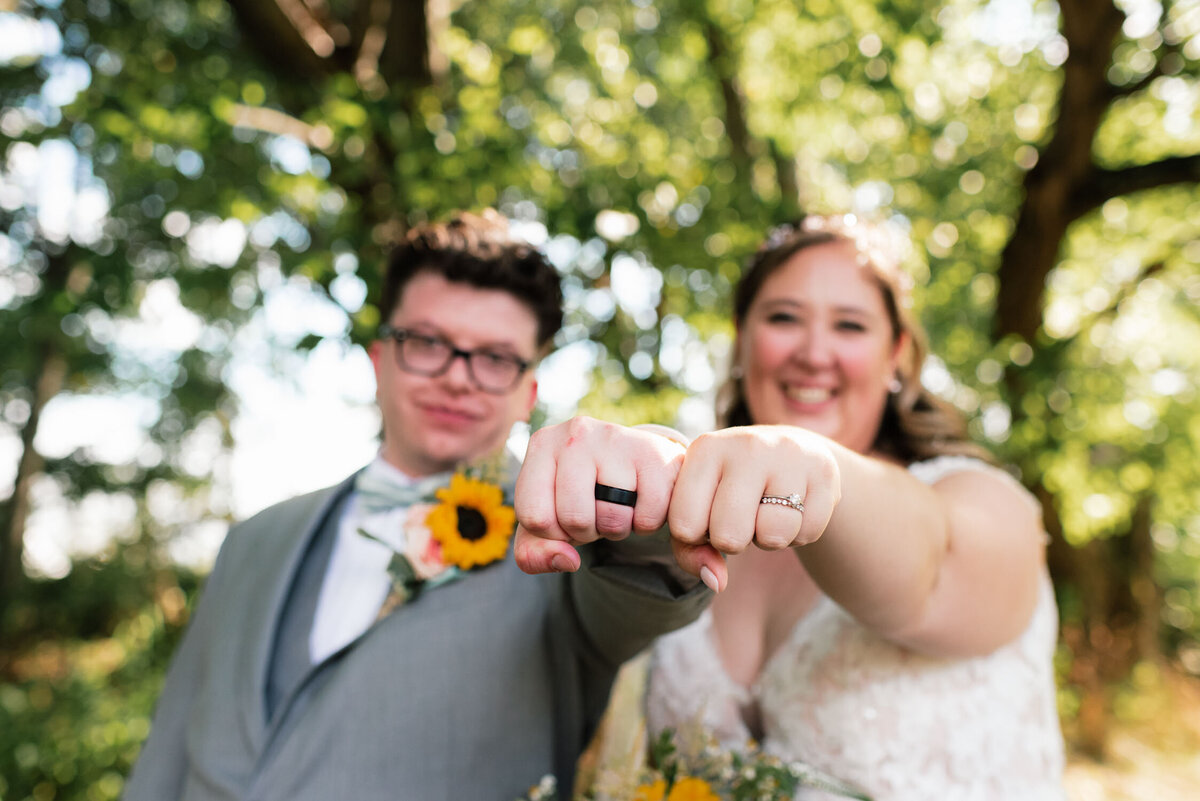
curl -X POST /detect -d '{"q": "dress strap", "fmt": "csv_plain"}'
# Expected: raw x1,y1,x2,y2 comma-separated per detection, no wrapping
907,455,1020,487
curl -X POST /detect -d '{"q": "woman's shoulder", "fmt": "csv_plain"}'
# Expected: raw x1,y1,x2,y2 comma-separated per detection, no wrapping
906,454,1042,519
907,454,1016,486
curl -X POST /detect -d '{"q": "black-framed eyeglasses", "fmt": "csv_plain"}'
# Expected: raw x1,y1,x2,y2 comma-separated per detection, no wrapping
378,325,532,394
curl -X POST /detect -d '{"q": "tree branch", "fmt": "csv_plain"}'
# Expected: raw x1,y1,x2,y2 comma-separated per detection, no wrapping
0,252,69,606
701,18,751,171
1105,9,1180,100
1070,154,1200,218
769,138,800,217
301,0,349,45
992,0,1125,344
224,103,336,150
227,0,339,80
350,0,392,93
379,0,444,88
270,0,337,56
1110,63,1164,100
697,7,803,212
1108,56,1175,100
1064,260,1166,346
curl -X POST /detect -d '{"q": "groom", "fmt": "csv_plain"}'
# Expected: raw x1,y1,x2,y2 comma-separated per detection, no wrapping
123,210,710,800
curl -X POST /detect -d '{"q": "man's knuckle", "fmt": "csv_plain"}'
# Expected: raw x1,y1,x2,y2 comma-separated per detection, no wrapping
632,511,665,532
595,509,631,532
519,509,554,533
558,509,592,531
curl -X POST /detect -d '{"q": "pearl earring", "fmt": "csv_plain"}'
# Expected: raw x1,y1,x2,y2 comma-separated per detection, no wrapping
888,376,902,394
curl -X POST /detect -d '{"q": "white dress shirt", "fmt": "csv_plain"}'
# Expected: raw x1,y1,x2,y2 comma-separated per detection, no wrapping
308,456,418,663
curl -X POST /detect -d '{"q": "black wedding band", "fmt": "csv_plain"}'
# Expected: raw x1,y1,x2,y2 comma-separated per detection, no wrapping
594,483,638,507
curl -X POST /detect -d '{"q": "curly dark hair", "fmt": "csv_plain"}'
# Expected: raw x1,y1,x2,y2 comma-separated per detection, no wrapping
379,210,564,350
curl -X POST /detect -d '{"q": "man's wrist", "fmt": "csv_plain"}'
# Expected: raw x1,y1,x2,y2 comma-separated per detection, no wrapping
584,533,704,595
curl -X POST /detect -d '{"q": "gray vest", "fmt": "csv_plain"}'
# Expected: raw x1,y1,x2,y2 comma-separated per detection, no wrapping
265,492,347,720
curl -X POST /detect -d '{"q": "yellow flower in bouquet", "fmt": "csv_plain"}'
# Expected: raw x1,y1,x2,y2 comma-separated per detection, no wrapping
666,777,721,801
520,713,871,801
632,779,667,801
630,776,721,801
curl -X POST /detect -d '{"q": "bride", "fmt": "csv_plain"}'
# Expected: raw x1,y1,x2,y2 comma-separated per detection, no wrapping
515,214,1065,800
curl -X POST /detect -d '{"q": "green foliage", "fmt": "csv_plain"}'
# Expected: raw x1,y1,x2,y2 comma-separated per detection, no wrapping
0,545,197,800
2,0,1199,797
0,0,291,596
0,621,170,801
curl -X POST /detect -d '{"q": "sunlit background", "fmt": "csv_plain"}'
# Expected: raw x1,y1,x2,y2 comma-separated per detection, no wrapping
2,0,1199,798
3,0,1071,573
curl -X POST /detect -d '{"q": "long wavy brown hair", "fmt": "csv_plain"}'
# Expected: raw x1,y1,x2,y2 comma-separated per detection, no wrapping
717,214,989,465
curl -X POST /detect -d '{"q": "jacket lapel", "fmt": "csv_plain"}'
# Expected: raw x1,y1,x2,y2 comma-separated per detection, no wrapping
251,451,521,744
233,474,358,750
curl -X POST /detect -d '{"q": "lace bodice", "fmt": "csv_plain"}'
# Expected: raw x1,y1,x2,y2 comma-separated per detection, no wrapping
645,456,1066,800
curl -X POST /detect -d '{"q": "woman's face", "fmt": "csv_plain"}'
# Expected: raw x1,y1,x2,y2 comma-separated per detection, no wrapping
737,240,904,454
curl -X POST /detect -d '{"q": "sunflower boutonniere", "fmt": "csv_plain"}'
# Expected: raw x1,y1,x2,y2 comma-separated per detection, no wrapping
362,455,517,615
426,472,516,570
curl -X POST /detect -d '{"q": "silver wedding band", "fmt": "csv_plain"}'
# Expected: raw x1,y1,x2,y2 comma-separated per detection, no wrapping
760,493,805,512
595,483,638,507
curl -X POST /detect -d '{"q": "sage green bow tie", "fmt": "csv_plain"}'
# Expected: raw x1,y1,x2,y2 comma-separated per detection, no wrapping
353,468,452,514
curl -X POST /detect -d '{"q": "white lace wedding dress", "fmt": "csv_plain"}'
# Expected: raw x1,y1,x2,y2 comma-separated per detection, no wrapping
645,456,1066,800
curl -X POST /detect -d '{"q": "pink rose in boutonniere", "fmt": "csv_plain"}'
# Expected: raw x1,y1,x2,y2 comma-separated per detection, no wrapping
403,504,446,581
362,460,516,619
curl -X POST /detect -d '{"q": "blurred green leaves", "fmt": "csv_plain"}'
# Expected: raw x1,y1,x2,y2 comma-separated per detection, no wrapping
2,0,1200,794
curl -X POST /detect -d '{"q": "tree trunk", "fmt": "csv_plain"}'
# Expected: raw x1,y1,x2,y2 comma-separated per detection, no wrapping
1036,482,1163,758
701,16,752,178
380,0,439,88
988,3,1190,760
0,346,66,613
699,9,803,215
992,0,1123,343
1128,494,1161,665
1065,534,1121,760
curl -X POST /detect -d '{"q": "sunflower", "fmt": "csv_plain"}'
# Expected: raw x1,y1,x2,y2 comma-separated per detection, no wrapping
666,777,721,801
632,780,667,801
424,473,515,570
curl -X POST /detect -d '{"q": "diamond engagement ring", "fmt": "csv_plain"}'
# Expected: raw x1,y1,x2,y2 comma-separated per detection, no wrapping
760,493,805,512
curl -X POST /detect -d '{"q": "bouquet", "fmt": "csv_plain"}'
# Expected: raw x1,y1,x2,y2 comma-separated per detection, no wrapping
520,728,872,801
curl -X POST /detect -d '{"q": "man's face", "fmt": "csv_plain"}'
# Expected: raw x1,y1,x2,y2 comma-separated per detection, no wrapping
370,272,540,476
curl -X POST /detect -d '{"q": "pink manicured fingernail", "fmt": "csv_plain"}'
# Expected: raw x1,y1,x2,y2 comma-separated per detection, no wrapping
550,554,576,573
700,566,720,593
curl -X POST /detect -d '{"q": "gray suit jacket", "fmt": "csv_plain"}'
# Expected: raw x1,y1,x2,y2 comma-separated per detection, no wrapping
123,474,708,800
